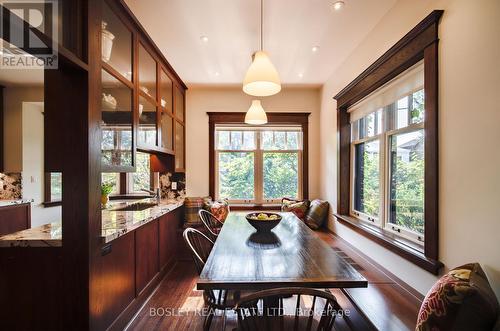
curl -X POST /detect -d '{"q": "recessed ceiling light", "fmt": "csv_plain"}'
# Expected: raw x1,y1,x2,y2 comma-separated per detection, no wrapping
298,73,304,78
214,71,220,76
312,46,320,53
200,35,209,43
331,1,345,11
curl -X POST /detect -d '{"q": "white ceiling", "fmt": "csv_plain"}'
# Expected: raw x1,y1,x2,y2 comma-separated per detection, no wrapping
125,0,398,87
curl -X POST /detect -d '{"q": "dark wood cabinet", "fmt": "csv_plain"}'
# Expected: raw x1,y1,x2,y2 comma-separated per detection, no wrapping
0,86,4,172
0,203,31,236
159,212,178,271
93,232,135,331
135,219,159,295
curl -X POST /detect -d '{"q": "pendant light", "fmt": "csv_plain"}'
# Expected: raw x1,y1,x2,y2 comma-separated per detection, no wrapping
243,0,281,97
245,100,268,125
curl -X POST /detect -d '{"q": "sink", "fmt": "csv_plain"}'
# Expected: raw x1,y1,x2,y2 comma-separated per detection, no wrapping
111,202,158,212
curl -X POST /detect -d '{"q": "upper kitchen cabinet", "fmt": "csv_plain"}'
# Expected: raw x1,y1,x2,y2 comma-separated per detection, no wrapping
101,1,133,82
173,84,185,172
174,120,185,172
174,84,185,123
101,70,134,171
98,0,187,171
137,43,158,149
160,69,174,153
101,1,135,172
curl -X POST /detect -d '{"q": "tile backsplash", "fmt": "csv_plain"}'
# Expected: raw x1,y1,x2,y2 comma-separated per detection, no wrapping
159,172,185,201
0,173,22,200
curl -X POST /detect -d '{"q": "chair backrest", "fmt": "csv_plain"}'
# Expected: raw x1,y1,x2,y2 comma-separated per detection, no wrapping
182,227,214,275
198,209,224,241
235,287,342,331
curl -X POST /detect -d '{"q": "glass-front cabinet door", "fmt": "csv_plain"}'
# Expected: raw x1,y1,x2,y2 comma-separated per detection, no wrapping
101,70,134,170
138,43,158,149
174,85,185,123
102,2,132,82
160,69,174,152
174,120,185,171
138,95,157,146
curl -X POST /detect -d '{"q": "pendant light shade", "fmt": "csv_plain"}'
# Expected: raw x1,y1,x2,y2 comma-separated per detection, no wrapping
243,51,281,97
242,0,281,97
245,100,268,125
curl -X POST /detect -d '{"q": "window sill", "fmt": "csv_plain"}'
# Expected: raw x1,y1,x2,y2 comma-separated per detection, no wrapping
43,201,62,207
230,204,281,211
334,213,443,275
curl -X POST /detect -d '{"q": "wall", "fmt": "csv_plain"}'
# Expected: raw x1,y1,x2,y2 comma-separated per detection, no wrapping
185,86,321,198
319,0,500,297
21,102,61,227
3,87,43,172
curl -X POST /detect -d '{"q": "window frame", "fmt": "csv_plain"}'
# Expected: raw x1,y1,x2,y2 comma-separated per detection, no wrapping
333,10,443,274
349,104,426,245
214,128,303,204
208,112,310,207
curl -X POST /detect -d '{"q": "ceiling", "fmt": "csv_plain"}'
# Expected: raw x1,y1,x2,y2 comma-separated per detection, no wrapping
124,0,398,87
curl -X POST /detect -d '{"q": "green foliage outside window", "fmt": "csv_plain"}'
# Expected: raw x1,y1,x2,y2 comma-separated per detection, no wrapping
218,152,254,200
263,152,298,199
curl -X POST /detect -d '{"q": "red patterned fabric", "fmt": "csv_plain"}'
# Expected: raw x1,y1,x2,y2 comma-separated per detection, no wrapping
416,263,499,331
204,199,230,222
281,198,310,222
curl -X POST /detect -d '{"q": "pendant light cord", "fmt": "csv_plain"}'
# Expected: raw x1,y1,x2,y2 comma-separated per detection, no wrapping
260,0,263,50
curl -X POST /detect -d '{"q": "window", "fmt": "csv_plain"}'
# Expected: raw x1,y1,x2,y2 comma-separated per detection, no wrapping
130,152,152,193
215,127,302,203
350,63,425,244
101,153,154,196
44,172,62,204
101,173,120,194
335,12,442,274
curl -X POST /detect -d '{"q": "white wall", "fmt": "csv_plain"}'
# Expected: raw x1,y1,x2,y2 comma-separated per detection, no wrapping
3,87,44,172
22,102,62,227
185,86,321,198
320,0,500,297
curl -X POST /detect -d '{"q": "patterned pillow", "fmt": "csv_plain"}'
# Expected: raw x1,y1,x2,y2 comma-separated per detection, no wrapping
204,199,230,222
184,196,212,226
416,263,499,331
305,199,329,230
281,198,310,222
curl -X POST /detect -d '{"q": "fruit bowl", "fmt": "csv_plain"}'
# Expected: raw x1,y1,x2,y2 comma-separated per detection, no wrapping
245,212,282,232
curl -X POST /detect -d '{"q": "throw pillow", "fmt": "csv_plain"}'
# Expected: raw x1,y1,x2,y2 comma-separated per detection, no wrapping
184,196,212,226
281,198,310,222
416,263,499,331
305,199,329,230
204,199,230,222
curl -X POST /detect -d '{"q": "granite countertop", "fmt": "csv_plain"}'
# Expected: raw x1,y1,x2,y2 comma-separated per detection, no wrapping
0,199,34,208
0,198,184,248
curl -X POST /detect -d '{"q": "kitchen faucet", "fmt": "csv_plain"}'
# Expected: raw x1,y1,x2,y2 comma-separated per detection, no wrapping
141,188,161,204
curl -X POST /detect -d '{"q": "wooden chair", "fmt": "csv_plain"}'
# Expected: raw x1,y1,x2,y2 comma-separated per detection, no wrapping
198,209,224,241
234,287,342,331
183,228,240,330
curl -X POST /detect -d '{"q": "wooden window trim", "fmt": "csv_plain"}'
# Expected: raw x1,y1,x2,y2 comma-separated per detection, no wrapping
208,112,310,201
333,10,444,274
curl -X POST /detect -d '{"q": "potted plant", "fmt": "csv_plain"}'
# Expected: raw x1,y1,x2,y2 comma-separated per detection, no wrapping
101,183,114,206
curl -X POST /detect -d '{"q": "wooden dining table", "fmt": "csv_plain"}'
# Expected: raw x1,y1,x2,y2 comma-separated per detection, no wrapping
197,212,367,291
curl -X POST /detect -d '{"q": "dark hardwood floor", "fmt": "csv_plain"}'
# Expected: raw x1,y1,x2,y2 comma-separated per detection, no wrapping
126,231,422,331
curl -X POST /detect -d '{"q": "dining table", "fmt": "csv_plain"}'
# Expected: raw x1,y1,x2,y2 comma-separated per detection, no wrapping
196,211,368,292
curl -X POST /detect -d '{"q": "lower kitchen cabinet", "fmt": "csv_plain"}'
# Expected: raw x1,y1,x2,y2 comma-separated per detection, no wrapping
159,212,178,270
0,203,31,236
135,219,160,295
93,232,135,331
